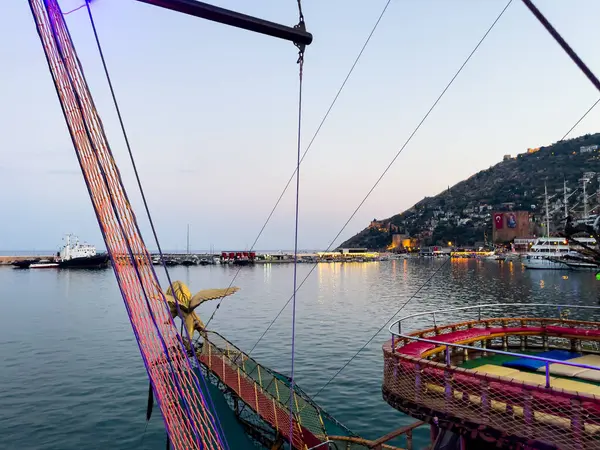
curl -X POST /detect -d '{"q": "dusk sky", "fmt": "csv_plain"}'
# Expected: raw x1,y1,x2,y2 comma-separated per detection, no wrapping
1,0,599,252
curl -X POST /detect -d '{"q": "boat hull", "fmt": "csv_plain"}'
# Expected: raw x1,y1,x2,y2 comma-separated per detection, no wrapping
58,253,109,269
30,263,59,268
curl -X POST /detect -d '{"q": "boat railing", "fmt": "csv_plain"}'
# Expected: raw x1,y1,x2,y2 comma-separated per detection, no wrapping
198,331,361,449
384,303,600,450
389,303,600,335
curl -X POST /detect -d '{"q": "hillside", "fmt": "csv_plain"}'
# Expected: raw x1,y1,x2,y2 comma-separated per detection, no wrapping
339,133,600,250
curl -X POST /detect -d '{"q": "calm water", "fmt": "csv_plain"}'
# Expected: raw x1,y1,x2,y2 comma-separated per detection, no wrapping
1,259,599,449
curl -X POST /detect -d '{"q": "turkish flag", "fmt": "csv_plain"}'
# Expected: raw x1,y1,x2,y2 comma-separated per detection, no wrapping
494,213,504,229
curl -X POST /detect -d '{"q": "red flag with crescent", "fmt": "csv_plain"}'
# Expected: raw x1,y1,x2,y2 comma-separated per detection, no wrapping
494,213,504,229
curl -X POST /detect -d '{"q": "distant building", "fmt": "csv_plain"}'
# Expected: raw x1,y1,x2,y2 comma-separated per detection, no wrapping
492,211,531,243
527,147,540,154
580,145,598,154
503,154,512,161
391,234,419,251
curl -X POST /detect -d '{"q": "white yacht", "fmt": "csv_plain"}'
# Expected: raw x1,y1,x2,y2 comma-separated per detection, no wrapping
522,237,597,270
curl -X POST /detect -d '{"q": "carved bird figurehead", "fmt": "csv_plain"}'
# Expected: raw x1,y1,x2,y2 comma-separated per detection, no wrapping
164,280,240,340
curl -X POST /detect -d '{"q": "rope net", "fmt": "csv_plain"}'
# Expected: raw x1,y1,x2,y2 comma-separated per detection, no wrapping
28,1,224,448
200,331,362,449
383,317,600,450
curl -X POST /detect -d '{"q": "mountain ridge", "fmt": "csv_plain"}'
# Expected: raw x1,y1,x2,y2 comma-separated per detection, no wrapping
338,132,600,250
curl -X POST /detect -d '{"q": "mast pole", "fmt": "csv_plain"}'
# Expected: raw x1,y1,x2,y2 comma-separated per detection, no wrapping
545,182,550,237
564,179,568,218
584,179,589,219
187,224,190,255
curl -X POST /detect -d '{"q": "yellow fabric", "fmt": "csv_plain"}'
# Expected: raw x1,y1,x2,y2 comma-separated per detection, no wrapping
537,354,600,379
577,369,600,382
537,363,587,377
551,378,600,395
509,371,553,386
566,354,600,366
424,382,600,434
472,364,520,377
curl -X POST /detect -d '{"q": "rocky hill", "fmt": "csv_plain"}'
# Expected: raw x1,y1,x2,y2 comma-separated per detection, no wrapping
339,133,600,250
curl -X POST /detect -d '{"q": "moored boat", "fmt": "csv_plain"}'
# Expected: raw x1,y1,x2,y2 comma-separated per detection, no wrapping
55,234,109,269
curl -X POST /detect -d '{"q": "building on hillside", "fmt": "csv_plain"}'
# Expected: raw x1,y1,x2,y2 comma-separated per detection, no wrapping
492,211,531,243
391,234,419,251
503,154,512,161
580,145,598,154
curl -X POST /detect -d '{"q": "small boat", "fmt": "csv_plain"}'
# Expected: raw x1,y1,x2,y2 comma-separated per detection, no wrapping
30,260,59,269
11,259,39,269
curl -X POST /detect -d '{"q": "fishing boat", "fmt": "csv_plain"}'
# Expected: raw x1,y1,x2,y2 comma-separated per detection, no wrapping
383,303,600,449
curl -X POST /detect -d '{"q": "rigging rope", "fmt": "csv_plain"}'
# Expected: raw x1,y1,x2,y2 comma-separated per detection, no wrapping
560,97,600,141
312,257,451,399
81,2,230,447
30,1,227,448
288,3,306,442
203,0,392,329
247,0,514,357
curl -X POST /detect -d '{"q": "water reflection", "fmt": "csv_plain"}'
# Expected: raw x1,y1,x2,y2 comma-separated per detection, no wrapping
2,259,600,449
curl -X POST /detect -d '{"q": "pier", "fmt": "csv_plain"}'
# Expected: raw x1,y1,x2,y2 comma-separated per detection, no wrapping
1,249,387,266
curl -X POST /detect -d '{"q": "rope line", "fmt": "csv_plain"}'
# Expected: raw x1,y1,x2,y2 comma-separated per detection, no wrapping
247,0,513,357
33,1,221,446
560,97,600,141
312,257,451,399
63,3,85,15
82,3,229,448
204,0,392,328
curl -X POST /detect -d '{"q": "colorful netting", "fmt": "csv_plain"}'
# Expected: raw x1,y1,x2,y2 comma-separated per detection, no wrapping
28,1,225,448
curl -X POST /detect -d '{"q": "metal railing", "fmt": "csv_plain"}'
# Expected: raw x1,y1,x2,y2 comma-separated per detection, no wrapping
389,303,600,335
388,303,600,389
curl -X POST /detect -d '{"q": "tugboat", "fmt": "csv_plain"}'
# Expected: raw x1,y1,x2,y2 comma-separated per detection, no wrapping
56,234,109,269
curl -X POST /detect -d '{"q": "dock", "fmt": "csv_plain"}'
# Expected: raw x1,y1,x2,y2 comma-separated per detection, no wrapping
1,249,390,266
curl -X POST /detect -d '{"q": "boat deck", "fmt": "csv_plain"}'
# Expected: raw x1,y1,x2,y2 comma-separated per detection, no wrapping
383,304,600,450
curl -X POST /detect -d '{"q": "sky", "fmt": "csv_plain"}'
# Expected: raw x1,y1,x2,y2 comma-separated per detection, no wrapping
1,0,599,252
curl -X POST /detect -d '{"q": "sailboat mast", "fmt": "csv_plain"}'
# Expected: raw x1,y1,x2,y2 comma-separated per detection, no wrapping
564,179,568,218
545,182,550,237
186,224,190,254
584,179,589,219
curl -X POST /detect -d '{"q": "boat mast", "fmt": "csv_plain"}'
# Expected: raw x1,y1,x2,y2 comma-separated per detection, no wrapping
186,224,190,254
584,178,589,219
544,182,550,237
564,179,568,218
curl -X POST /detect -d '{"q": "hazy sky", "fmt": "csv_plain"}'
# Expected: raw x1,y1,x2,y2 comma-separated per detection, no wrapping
1,0,599,252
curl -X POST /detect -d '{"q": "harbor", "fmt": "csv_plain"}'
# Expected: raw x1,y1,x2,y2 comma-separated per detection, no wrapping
1,246,392,267
2,256,599,450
